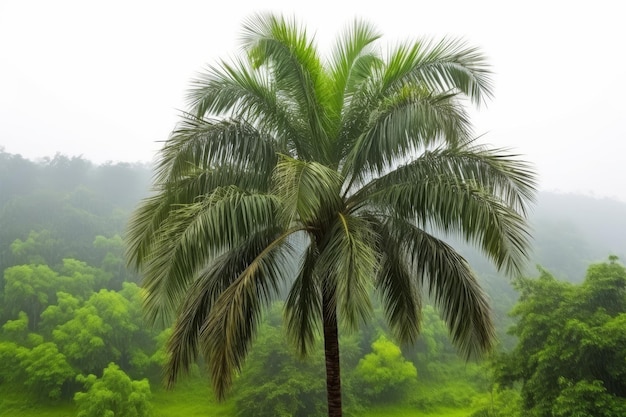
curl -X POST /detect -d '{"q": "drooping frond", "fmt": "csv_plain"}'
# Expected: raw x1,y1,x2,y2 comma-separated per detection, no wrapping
390,217,494,359
316,213,378,330
419,144,537,215
284,242,322,357
354,146,535,276
126,168,269,275
374,220,422,344
140,188,280,325
126,192,176,272
200,230,295,399
126,117,277,274
343,90,472,184
164,228,284,388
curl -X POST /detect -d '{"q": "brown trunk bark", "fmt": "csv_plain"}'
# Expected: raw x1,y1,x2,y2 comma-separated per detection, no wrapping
323,288,342,417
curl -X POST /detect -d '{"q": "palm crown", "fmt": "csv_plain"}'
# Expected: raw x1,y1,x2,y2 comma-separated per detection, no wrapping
126,13,536,414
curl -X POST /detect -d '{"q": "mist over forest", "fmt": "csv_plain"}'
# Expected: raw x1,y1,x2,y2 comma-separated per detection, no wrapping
1,150,625,416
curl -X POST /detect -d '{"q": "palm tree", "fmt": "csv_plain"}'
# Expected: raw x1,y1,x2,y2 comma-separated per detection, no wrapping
126,14,535,417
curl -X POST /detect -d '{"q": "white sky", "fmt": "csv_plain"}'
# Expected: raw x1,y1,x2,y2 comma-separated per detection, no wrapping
1,0,625,201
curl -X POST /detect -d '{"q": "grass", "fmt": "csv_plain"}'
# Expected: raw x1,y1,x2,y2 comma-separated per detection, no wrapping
0,386,75,417
151,377,235,417
1,378,481,417
362,404,476,417
0,377,234,417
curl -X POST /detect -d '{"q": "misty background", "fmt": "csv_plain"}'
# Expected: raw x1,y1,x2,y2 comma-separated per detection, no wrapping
1,0,625,201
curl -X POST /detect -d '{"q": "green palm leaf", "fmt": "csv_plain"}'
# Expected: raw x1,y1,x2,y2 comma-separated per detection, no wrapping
273,155,344,226
356,147,533,275
317,213,377,330
382,38,493,106
141,187,280,324
201,230,295,399
388,217,494,359
375,220,422,344
284,242,322,357
164,228,283,387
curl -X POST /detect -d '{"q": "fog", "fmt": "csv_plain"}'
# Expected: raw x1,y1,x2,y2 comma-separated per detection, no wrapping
1,0,625,200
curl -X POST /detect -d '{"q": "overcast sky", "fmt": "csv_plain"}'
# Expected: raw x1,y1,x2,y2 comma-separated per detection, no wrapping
1,1,625,201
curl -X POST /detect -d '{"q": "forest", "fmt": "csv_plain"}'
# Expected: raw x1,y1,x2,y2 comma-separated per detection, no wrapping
1,149,625,416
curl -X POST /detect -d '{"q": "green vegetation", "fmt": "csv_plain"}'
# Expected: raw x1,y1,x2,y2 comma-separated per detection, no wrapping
126,13,535,417
354,336,417,403
1,130,626,415
481,259,626,416
74,363,152,417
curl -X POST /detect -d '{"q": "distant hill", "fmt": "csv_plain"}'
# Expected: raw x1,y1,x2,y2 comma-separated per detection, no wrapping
530,192,626,281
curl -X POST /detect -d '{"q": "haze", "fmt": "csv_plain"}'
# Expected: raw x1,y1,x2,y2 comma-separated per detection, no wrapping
1,0,624,201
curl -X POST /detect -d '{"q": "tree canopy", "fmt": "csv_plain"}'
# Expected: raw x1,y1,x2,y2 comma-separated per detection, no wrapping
494,258,626,416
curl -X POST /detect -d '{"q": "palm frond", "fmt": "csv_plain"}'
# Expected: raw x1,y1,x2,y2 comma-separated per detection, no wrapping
327,20,381,122
390,217,494,359
273,155,344,226
240,13,332,162
126,192,174,272
382,38,493,106
374,220,422,345
126,165,271,277
354,147,535,275
316,213,377,330
343,90,472,184
284,242,322,357
354,143,536,214
154,116,277,186
186,60,310,158
200,229,295,400
140,188,280,325
164,228,283,388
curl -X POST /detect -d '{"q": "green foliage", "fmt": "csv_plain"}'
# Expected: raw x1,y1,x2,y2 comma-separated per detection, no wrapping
354,335,417,403
51,286,154,375
553,379,626,417
234,307,327,417
2,310,29,342
469,387,522,417
3,263,58,329
40,292,81,335
57,258,111,299
74,363,152,417
0,153,159,411
495,258,626,416
0,341,26,383
93,234,136,288
10,230,61,265
18,342,75,400
52,301,109,373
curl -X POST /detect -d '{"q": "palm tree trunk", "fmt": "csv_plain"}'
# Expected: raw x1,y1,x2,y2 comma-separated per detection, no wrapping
323,289,342,417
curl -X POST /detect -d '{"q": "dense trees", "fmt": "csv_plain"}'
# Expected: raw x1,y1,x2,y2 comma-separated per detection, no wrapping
127,14,535,417
0,151,160,416
0,150,150,277
489,259,626,416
